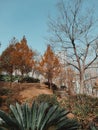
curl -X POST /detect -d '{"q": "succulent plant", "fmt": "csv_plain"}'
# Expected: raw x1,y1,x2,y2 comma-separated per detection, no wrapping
0,102,79,130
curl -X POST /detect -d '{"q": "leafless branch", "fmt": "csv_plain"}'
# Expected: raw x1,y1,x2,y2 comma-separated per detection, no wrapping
67,61,79,71
85,55,98,70
84,76,98,82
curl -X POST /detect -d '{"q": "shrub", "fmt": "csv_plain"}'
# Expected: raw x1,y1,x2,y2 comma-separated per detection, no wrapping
0,74,10,82
34,94,59,106
11,75,20,82
19,76,40,83
59,94,98,130
0,74,20,82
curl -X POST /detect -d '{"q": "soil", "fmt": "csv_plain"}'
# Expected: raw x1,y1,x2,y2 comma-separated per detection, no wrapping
0,82,53,111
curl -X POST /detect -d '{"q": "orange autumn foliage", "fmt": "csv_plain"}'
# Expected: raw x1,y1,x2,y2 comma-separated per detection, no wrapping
0,36,35,76
38,45,61,83
0,43,15,75
12,36,35,75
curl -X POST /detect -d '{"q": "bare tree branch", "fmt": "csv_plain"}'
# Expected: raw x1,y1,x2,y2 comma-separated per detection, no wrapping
84,76,98,82
85,54,98,70
48,0,98,93
67,61,79,71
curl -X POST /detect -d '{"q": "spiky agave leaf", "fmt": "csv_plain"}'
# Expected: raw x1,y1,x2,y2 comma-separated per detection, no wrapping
44,106,69,129
10,103,24,130
40,104,58,130
21,103,31,130
31,101,39,130
0,102,32,130
36,102,49,130
10,102,31,130
0,110,19,129
56,118,79,130
31,102,79,130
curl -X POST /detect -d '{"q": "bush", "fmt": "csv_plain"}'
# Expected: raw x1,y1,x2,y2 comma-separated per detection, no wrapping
0,74,10,82
11,75,20,82
0,74,20,82
34,94,60,106
19,76,40,83
59,94,98,130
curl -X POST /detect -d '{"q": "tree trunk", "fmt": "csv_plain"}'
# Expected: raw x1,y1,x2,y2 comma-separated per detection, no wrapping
21,71,24,82
79,71,85,94
48,78,52,89
9,72,13,88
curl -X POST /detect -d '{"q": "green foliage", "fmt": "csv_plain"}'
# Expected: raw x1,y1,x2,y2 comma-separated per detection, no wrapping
0,74,20,82
0,74,40,83
34,94,59,106
0,75,10,82
19,76,40,83
11,75,20,82
0,102,79,130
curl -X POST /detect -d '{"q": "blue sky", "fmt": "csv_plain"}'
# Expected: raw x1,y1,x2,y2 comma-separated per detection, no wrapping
0,0,98,54
0,0,58,54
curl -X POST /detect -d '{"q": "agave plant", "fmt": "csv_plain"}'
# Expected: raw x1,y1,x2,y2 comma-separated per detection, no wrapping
0,102,79,130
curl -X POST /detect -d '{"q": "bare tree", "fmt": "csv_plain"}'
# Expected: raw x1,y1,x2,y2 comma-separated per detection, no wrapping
48,0,98,93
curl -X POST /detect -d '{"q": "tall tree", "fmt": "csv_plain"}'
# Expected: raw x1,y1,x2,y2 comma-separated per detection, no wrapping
48,0,98,93
0,38,17,81
38,45,61,88
0,36,35,79
12,36,35,77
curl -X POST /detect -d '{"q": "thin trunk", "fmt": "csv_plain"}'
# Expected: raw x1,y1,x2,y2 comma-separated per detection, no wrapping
48,78,52,89
9,72,13,88
79,71,85,93
10,73,13,82
21,71,24,81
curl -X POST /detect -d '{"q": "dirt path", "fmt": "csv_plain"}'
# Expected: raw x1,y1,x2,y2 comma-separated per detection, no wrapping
18,83,53,102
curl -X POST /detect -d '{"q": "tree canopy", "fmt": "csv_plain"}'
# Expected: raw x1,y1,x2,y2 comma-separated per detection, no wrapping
38,44,61,87
0,36,35,77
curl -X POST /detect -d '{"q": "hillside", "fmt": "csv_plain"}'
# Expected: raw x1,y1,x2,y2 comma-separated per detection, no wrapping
18,83,53,103
0,82,53,111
